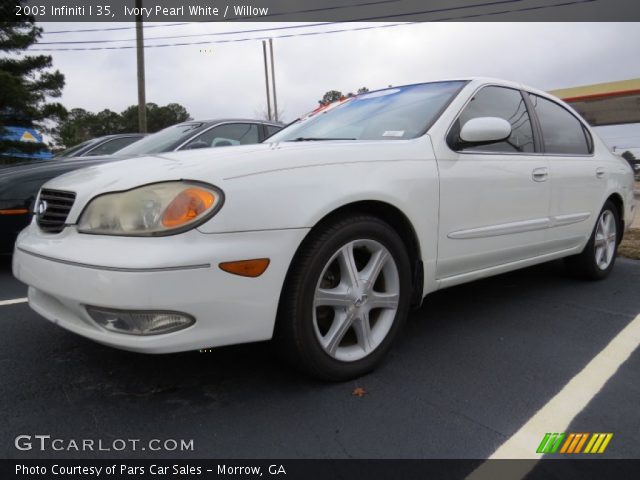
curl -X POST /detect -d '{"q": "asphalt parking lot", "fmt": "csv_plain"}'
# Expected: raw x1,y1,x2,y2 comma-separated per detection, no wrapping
1,254,639,460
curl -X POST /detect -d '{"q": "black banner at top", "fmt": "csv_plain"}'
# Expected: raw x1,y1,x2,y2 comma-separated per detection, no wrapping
3,0,640,22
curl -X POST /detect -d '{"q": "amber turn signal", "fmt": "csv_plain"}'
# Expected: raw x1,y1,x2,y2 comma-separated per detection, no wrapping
162,187,216,228
0,208,29,215
219,258,270,278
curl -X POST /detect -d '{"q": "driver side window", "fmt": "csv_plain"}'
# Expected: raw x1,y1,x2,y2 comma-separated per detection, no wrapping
454,86,535,153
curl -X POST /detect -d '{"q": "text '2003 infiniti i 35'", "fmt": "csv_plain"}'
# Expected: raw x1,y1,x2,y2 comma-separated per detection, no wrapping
13,78,636,380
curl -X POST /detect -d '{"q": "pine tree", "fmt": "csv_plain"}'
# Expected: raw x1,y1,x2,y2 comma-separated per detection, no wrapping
0,8,66,161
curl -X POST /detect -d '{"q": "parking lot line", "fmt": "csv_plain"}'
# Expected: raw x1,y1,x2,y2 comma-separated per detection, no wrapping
468,312,640,479
0,297,28,306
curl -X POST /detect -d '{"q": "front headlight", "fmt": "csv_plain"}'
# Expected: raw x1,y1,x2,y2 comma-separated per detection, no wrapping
77,181,224,236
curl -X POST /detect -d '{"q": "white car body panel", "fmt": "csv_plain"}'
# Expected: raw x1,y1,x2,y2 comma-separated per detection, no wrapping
13,228,308,351
13,77,636,353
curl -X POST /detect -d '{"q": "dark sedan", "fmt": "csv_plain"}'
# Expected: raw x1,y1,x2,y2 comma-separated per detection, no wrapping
55,133,147,158
0,118,283,255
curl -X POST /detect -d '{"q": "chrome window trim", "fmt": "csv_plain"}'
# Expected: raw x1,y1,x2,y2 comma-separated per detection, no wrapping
444,82,595,158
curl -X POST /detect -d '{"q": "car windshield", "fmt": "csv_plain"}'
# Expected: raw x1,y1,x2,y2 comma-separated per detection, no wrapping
268,81,466,143
115,123,203,155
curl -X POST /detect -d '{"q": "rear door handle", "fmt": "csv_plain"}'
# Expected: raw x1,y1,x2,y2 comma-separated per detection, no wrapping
532,167,548,182
596,167,606,179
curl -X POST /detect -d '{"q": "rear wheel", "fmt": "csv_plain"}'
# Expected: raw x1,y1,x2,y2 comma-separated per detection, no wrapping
276,215,412,381
565,200,620,280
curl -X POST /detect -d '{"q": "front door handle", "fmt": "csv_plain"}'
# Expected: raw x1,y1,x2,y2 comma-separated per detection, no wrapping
532,167,548,182
596,167,606,179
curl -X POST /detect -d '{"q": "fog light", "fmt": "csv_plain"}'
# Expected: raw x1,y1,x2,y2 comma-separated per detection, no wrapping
86,306,195,335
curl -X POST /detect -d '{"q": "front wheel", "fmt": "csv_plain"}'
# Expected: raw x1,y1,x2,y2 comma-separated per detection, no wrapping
276,214,412,381
565,200,620,280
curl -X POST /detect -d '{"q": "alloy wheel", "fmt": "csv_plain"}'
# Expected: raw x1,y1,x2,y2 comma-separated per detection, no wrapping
312,239,400,362
594,209,617,270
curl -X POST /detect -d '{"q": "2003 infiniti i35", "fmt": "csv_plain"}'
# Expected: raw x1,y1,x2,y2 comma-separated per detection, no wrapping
13,78,636,380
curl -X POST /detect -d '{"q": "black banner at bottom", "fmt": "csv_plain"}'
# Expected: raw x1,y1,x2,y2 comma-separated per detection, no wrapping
3,459,640,480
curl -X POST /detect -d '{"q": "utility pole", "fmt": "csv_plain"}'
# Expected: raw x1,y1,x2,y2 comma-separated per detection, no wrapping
269,38,278,122
262,40,272,121
135,0,147,133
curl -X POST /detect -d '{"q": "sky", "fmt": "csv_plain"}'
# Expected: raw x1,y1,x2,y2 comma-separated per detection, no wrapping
31,22,640,149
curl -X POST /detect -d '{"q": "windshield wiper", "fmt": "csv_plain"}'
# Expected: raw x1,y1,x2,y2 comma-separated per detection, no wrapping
291,137,356,142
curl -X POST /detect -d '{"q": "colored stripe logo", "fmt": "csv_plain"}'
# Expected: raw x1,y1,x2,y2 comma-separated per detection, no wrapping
536,433,613,454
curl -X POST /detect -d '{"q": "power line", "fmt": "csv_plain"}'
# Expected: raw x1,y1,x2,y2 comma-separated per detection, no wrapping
30,22,418,51
37,0,527,43
36,0,526,44
30,0,600,52
39,0,400,35
42,23,191,35
37,22,338,45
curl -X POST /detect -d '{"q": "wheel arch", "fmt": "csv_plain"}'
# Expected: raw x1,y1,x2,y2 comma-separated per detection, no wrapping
279,200,425,315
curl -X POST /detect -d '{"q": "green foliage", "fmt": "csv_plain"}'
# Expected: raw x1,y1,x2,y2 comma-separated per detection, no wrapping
319,87,369,105
319,90,344,106
54,103,192,148
0,5,67,157
118,103,191,133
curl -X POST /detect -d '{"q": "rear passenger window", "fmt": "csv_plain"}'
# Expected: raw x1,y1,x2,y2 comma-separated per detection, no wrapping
453,86,535,153
529,94,591,155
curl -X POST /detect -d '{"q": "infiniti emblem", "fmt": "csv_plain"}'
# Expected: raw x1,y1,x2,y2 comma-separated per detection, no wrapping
36,200,48,216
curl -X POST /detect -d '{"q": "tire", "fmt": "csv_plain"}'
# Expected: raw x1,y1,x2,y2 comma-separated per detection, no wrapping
564,200,620,280
276,214,412,381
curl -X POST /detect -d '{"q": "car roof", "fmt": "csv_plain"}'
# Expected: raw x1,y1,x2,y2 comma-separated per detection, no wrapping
358,77,564,103
94,133,147,140
178,118,284,127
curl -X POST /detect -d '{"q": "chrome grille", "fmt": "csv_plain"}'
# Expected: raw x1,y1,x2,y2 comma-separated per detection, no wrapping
36,189,76,233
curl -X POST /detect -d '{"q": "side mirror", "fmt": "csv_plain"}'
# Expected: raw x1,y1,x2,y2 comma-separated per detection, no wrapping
459,117,511,146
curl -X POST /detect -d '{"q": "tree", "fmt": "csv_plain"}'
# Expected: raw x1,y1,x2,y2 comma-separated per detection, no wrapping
0,4,66,160
319,87,370,106
54,108,94,149
119,102,191,134
319,90,344,106
53,102,192,148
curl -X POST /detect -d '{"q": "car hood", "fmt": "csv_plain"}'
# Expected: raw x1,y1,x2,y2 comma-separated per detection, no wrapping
44,140,423,197
0,156,123,200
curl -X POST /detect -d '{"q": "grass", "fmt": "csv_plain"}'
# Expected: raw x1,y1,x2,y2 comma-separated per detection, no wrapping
619,229,640,260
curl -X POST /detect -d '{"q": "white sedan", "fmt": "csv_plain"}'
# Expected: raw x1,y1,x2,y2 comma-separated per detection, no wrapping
13,78,636,380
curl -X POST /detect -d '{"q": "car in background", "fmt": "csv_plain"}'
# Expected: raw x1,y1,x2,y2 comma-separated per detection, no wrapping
55,134,147,158
0,119,282,255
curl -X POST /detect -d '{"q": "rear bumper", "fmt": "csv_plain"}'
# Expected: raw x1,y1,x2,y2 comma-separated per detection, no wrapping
13,226,308,353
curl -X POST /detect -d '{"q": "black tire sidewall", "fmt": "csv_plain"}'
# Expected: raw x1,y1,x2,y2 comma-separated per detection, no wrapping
286,216,412,381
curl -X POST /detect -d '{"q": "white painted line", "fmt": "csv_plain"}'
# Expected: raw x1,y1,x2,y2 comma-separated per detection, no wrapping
468,312,640,480
0,297,28,306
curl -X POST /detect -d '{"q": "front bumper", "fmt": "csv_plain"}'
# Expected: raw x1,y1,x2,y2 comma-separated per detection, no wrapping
12,226,309,353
